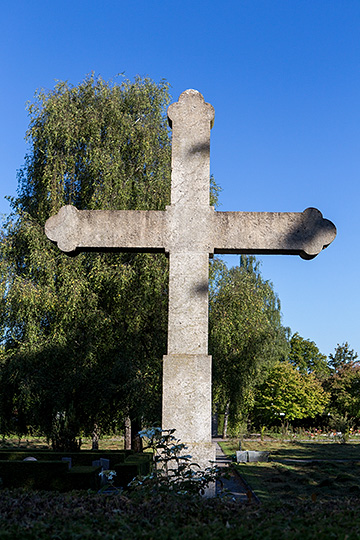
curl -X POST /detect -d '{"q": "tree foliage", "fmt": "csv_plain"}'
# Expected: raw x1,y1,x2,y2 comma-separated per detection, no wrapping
209,255,290,430
326,364,360,422
253,360,330,425
325,343,360,423
328,342,359,372
288,332,330,381
0,75,173,447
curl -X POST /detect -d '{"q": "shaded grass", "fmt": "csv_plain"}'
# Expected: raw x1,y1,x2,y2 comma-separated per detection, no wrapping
1,488,360,539
220,438,360,506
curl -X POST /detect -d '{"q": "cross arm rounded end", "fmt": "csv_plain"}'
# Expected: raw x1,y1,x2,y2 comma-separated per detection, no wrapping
45,205,79,253
299,207,337,259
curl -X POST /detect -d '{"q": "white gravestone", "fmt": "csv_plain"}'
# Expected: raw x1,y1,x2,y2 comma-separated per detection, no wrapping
45,89,336,469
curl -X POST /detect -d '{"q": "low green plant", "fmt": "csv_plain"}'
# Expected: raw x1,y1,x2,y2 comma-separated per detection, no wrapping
99,469,117,484
128,428,220,495
98,469,122,494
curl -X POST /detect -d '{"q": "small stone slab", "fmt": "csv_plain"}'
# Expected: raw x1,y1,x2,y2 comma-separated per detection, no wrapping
247,451,269,462
236,451,248,463
61,457,72,469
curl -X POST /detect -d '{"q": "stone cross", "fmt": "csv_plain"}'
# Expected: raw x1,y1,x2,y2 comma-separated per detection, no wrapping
45,89,336,468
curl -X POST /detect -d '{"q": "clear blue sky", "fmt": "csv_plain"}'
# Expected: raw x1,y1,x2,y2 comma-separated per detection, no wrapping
1,0,359,358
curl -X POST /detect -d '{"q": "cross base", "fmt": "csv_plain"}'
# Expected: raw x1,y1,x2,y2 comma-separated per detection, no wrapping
162,354,216,469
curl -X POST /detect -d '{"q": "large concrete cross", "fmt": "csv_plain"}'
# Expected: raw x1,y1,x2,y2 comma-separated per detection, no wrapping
45,89,336,467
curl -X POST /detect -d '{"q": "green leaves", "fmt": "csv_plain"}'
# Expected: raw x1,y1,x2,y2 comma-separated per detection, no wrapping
329,342,359,372
20,75,172,220
0,75,172,446
253,361,330,423
288,333,329,380
209,256,290,426
325,346,360,421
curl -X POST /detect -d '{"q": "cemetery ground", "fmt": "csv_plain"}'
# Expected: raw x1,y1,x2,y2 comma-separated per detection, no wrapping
1,435,360,538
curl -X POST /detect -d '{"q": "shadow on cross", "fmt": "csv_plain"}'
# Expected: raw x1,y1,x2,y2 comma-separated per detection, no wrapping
187,142,210,155
193,281,209,295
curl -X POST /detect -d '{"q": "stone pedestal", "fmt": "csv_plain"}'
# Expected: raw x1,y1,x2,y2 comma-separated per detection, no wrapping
162,354,216,468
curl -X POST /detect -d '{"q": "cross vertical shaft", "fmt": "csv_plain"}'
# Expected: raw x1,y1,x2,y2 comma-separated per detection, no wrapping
165,90,214,356
162,91,216,467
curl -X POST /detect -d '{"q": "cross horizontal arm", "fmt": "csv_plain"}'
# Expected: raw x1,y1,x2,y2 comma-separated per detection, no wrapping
45,205,167,253
213,207,336,259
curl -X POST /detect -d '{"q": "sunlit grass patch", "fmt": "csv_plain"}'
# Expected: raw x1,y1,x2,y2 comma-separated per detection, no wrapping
235,460,360,504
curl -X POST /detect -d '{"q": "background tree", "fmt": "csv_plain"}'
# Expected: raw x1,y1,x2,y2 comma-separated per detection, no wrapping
328,342,359,372
0,75,173,450
252,360,330,429
209,255,290,436
327,364,360,424
288,332,330,381
325,343,360,428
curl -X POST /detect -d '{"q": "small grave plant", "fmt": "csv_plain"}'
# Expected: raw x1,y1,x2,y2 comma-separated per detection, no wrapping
129,428,219,495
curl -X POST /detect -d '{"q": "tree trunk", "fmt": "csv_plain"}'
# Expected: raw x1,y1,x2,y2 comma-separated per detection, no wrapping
222,401,230,439
212,405,219,438
124,416,132,450
91,423,100,450
131,418,143,452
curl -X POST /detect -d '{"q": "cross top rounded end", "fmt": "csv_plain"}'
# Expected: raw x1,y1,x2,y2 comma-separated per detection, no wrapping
168,89,215,128
179,88,203,100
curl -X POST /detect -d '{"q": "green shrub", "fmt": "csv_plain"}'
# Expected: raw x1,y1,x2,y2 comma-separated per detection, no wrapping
0,461,69,490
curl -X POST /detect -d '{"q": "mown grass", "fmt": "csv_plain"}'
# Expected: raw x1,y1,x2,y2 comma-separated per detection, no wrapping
220,437,360,506
220,437,360,460
235,461,360,504
0,435,124,451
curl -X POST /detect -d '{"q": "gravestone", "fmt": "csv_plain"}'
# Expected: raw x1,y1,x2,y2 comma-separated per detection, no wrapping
45,89,336,469
236,451,248,463
247,451,269,463
100,458,110,470
61,457,72,469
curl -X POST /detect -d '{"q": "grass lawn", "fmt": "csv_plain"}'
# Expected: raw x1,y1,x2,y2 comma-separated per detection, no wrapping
220,437,360,505
0,434,124,451
220,436,360,460
236,461,360,504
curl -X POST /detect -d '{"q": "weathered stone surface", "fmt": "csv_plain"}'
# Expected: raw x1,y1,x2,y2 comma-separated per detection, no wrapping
164,205,214,254
45,206,166,253
247,451,269,462
236,451,248,463
45,89,337,473
167,253,209,355
46,204,336,260
214,207,336,259
162,354,213,470
162,355,212,442
164,91,215,466
167,89,214,207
